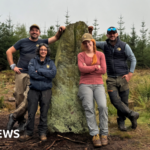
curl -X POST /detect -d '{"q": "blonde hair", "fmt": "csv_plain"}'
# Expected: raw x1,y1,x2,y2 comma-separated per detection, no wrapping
81,39,97,65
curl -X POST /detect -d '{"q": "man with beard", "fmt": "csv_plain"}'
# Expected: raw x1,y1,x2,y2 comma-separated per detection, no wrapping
88,26,139,131
6,24,65,131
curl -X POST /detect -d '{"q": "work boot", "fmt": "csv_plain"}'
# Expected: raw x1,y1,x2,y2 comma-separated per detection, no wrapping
7,114,17,130
19,134,32,142
92,134,102,147
40,134,47,142
101,135,108,146
129,112,139,129
117,118,127,131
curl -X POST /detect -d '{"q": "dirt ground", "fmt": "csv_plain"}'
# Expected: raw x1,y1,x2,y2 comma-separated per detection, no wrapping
0,109,150,150
1,71,150,150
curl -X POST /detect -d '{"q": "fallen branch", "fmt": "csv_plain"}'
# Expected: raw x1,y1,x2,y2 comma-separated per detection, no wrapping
46,139,61,150
57,134,86,144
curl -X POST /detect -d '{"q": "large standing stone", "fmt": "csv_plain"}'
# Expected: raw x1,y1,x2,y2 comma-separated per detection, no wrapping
47,21,89,133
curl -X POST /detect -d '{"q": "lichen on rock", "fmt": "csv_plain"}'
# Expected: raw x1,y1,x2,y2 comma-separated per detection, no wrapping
47,21,89,133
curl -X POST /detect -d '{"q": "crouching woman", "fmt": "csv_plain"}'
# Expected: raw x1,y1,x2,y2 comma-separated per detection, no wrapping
19,43,56,142
78,33,108,147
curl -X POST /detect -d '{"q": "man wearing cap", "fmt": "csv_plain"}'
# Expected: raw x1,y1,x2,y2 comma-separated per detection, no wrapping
88,26,139,131
6,24,65,131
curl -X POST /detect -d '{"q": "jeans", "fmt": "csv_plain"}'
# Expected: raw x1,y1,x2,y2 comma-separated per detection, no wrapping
78,84,108,136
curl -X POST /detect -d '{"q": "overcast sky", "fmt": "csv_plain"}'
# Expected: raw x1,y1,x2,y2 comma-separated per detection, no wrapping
0,0,150,36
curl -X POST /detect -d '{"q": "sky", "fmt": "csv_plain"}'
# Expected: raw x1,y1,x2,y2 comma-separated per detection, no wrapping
0,0,150,36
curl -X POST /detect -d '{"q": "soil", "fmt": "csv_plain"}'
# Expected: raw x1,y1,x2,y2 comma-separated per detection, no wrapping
0,71,150,150
0,110,150,150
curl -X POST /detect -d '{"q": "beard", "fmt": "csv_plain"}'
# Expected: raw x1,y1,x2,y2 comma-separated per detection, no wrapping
109,37,117,42
30,34,38,40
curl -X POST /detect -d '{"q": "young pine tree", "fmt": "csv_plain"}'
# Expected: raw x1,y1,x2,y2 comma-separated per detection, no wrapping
93,18,100,40
64,9,71,26
129,24,138,54
117,15,125,40
137,21,148,68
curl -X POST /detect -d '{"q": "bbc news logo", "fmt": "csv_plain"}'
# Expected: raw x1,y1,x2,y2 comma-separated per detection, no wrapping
0,130,20,138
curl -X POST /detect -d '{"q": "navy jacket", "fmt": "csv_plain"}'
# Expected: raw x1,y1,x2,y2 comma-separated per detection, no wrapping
104,37,129,76
28,56,57,91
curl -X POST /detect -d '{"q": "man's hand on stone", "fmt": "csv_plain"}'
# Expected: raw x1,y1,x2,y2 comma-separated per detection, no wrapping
55,26,66,40
88,26,94,34
13,66,22,74
122,72,133,82
59,26,66,32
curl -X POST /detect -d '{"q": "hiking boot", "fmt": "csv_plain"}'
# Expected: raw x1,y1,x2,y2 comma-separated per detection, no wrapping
129,112,139,129
7,114,17,130
117,118,127,131
40,134,47,142
101,135,108,146
17,122,26,132
92,134,102,147
19,134,32,142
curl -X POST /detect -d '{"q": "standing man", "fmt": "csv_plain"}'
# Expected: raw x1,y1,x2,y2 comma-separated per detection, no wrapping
6,24,65,131
88,26,139,131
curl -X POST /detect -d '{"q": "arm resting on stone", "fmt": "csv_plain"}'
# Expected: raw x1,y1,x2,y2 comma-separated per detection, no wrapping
78,54,97,73
37,61,57,79
96,41,106,51
28,59,47,80
95,53,107,74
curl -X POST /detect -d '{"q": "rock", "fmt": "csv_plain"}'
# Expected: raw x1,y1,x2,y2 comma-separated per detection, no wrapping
8,97,15,102
47,21,89,133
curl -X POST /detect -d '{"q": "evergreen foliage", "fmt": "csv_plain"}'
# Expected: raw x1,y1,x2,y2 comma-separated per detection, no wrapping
64,9,71,26
93,18,99,40
0,14,150,70
117,15,125,40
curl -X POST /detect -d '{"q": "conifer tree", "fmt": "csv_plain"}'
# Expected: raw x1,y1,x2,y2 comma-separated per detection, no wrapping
129,24,138,54
55,19,60,31
93,18,99,40
64,9,71,26
117,15,125,40
137,21,148,68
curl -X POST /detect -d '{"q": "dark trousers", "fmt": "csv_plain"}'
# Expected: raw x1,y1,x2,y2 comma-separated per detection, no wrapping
106,76,132,121
26,88,52,136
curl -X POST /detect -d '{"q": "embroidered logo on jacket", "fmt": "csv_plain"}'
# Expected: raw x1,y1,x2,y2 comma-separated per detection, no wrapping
117,47,121,51
36,44,39,47
47,64,50,68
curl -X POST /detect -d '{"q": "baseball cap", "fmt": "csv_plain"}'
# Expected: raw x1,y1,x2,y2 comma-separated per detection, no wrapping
107,27,117,34
82,33,93,42
30,24,40,31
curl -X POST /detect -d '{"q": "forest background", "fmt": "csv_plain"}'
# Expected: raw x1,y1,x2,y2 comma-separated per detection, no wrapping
0,12,150,71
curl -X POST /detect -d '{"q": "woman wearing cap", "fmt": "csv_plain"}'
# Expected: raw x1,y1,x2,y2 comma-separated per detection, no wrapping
77,33,108,147
19,43,57,142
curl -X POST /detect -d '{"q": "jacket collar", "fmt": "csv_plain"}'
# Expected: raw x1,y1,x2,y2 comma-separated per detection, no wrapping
35,55,51,64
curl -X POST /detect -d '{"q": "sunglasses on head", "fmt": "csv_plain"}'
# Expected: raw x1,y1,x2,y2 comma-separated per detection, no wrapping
107,28,117,32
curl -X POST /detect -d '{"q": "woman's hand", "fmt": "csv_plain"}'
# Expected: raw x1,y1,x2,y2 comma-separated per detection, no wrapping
98,65,101,69
83,63,87,66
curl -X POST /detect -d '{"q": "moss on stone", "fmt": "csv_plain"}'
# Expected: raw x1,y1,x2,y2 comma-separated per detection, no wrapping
47,22,89,133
